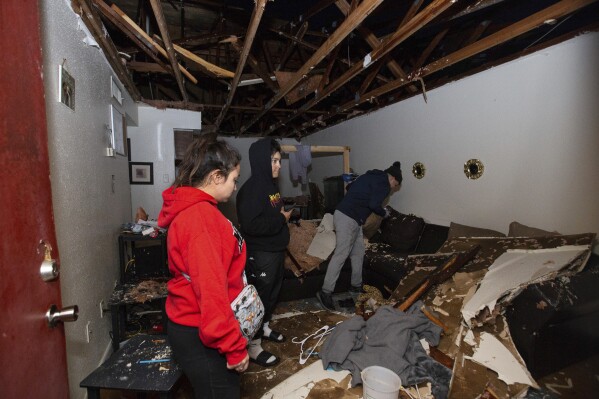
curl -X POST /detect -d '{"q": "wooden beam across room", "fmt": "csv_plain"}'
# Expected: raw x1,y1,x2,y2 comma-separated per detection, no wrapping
93,0,174,76
326,0,599,130
149,0,188,101
74,0,140,100
111,3,198,85
215,0,268,129
239,0,386,135
336,0,418,94
265,0,456,136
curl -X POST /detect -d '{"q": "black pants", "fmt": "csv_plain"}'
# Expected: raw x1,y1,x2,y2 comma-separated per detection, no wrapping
167,320,240,399
245,250,285,328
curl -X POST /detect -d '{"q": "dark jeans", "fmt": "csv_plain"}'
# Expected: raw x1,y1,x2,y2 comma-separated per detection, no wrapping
245,250,285,327
167,320,240,399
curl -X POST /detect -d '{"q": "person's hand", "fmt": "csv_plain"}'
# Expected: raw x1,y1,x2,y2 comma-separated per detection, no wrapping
384,207,391,219
281,207,293,222
227,353,249,373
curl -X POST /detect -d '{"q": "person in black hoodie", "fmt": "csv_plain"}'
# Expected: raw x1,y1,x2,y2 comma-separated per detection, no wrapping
316,161,403,311
236,138,291,367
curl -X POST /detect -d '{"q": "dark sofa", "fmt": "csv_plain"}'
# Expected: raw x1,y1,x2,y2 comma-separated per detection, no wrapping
279,209,450,301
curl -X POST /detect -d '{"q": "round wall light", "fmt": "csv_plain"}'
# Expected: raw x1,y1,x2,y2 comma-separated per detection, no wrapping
464,159,484,179
412,162,426,179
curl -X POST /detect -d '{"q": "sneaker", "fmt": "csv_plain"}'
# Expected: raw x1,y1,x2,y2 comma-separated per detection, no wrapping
348,284,365,294
316,290,335,311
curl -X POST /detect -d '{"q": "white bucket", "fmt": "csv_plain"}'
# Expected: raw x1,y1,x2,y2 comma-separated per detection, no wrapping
361,366,402,399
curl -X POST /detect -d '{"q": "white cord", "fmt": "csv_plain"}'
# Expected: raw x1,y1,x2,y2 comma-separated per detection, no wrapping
292,324,336,364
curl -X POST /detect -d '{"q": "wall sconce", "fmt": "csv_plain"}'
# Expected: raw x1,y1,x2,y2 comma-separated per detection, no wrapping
412,162,426,179
464,159,484,179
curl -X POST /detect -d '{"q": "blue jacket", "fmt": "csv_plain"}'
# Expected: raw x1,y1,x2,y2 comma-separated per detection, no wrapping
336,170,390,226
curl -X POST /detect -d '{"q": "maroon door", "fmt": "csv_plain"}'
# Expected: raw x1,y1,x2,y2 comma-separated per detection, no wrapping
0,0,71,397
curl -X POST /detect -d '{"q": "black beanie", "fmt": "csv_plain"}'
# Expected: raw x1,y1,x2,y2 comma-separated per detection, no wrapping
385,161,403,184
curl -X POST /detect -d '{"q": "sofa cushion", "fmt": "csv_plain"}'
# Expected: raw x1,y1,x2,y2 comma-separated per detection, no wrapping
447,222,505,239
378,209,425,252
413,223,449,254
508,221,560,237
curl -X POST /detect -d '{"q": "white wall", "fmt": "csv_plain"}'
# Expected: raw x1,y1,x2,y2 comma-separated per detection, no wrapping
39,1,137,397
306,32,599,252
127,106,201,220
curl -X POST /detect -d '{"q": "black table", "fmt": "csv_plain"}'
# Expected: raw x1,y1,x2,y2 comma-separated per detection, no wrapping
80,334,183,399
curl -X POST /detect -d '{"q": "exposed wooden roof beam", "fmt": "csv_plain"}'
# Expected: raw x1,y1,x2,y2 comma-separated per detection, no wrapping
400,0,425,28
330,0,598,125
413,27,448,69
269,27,320,51
335,0,418,93
317,45,341,95
159,37,235,78
215,0,267,129
111,4,198,84
265,0,456,135
240,0,386,135
359,57,385,95
93,0,174,75
149,0,188,101
73,0,140,100
127,61,169,73
277,22,309,71
230,39,278,93
142,98,204,111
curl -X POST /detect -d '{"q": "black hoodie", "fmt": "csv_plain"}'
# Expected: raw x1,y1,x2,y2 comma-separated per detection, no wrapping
236,138,290,252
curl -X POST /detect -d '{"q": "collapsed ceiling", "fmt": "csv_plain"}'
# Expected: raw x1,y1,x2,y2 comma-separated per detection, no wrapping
73,0,599,138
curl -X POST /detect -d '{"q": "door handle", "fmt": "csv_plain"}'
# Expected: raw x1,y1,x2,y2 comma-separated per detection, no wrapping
46,304,78,328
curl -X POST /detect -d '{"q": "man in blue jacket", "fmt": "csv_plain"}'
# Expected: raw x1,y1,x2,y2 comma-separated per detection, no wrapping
317,161,403,311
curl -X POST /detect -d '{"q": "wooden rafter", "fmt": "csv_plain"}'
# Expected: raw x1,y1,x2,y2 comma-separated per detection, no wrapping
230,39,278,93
240,0,386,135
73,0,140,100
317,45,341,95
328,0,599,127
265,0,456,136
149,0,188,101
111,4,198,84
413,28,449,69
277,22,309,71
336,0,418,93
93,0,173,75
215,0,268,129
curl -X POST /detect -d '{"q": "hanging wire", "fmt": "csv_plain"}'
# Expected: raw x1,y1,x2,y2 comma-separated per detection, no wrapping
522,14,573,52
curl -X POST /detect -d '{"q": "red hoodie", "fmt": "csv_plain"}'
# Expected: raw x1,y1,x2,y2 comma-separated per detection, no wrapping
158,186,247,365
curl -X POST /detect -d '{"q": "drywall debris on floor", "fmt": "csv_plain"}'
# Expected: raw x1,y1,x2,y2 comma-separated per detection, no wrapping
462,245,589,326
260,359,350,399
465,332,538,388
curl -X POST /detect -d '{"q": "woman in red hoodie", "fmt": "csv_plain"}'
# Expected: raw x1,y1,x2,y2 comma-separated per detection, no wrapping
158,134,248,398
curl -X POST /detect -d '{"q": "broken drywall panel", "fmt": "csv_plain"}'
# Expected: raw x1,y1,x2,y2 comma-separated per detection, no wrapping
465,332,538,388
260,359,350,399
462,245,590,326
307,213,336,260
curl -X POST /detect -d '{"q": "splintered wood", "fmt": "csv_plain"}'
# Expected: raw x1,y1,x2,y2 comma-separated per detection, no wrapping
285,220,323,276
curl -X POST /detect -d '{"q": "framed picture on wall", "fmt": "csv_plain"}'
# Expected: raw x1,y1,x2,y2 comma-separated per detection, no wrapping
110,105,126,156
129,162,154,185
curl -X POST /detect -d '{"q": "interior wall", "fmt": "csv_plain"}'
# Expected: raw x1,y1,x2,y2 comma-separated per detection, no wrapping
127,105,201,220
306,32,599,252
39,1,137,398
